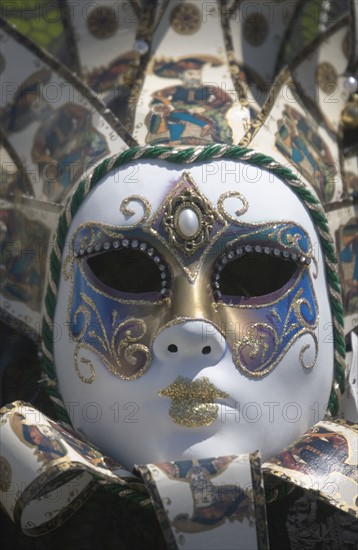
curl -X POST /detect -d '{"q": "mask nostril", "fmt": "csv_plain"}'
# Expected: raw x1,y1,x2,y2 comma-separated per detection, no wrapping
202,346,211,355
168,344,178,353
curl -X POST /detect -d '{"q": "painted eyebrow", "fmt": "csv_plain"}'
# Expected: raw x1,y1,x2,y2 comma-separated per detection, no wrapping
72,224,125,254
217,221,313,254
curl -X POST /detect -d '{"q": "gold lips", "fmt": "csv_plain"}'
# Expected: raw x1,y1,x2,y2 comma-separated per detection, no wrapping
159,376,228,428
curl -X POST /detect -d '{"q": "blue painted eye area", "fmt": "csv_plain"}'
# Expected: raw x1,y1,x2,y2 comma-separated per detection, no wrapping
212,244,309,300
209,222,313,301
80,239,170,297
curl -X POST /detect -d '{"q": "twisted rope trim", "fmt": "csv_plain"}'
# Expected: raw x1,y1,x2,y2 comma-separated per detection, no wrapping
41,144,346,502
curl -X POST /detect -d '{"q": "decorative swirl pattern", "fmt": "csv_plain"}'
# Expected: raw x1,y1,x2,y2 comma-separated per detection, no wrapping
119,195,151,226
78,227,99,252
217,191,249,223
277,225,307,249
276,224,318,277
72,223,125,257
299,334,319,370
72,305,91,341
232,276,319,377
74,344,96,384
232,323,279,377
293,289,317,329
71,294,151,381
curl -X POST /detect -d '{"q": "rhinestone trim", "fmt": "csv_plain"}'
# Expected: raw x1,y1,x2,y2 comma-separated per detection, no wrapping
74,238,171,297
211,243,311,299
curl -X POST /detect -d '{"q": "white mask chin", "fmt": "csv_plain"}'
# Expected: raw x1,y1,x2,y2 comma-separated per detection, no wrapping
54,159,334,469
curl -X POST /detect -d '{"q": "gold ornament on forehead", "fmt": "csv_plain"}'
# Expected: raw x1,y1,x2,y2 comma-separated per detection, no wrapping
161,172,218,256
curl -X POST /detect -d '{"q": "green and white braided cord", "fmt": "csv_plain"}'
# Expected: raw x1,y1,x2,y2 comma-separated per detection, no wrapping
41,144,346,503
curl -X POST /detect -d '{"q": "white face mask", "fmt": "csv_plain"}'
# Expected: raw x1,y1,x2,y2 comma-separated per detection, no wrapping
54,159,334,469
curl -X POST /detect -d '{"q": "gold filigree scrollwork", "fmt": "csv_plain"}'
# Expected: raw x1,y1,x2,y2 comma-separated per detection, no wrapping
73,223,125,257
217,191,249,223
71,294,151,381
299,334,318,370
232,281,319,377
119,195,151,226
62,254,73,281
78,226,99,251
276,226,305,249
232,323,279,377
74,343,96,383
292,288,317,331
311,256,319,279
116,317,150,371
276,224,318,278
270,308,282,323
73,304,91,340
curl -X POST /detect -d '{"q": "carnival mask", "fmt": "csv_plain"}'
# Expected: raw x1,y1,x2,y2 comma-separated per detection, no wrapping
53,157,334,468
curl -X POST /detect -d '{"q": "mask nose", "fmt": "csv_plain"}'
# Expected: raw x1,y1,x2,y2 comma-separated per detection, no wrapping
152,320,226,368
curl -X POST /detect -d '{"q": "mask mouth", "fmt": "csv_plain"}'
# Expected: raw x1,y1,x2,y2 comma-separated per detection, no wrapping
159,376,228,427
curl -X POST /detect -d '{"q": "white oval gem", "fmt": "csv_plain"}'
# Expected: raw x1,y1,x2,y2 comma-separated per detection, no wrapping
178,208,200,238
344,75,358,94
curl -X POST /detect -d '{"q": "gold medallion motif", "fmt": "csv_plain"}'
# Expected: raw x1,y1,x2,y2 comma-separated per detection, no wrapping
316,62,338,94
170,3,201,35
243,14,269,47
86,7,119,39
0,456,12,492
162,173,218,256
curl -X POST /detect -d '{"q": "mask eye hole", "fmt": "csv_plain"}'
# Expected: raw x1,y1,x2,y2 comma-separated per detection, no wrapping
80,239,170,297
212,245,309,300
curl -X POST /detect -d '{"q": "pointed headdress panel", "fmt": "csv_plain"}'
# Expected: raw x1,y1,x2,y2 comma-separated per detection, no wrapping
0,0,357,407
